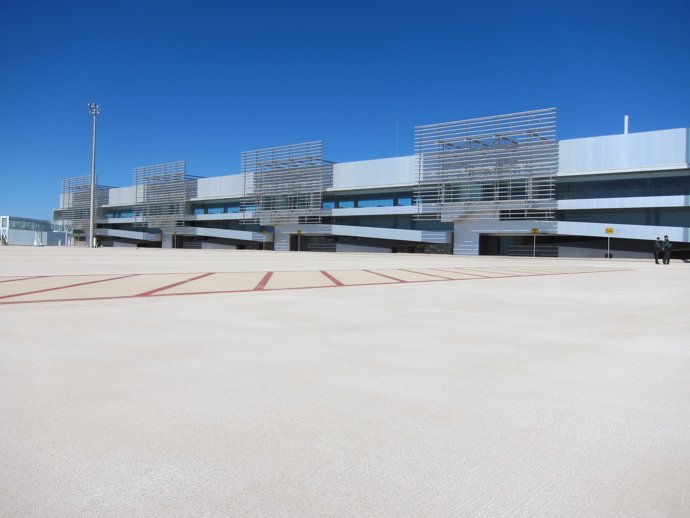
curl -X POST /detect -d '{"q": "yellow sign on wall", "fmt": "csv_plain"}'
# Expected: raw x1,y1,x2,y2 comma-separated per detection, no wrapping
605,228,614,234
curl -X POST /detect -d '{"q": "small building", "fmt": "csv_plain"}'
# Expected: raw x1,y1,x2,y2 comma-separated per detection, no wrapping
0,215,65,246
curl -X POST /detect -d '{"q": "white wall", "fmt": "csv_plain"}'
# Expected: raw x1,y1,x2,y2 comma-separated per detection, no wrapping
559,128,689,176
556,221,690,243
108,186,136,205
8,229,45,246
196,174,249,199
332,156,416,190
558,194,690,210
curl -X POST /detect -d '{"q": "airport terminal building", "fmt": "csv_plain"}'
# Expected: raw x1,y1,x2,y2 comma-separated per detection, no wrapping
53,108,690,257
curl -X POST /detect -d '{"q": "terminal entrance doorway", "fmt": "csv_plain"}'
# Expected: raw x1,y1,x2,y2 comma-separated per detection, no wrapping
289,234,337,252
479,235,500,255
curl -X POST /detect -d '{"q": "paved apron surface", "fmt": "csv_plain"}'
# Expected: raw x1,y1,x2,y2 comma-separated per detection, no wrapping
0,265,623,305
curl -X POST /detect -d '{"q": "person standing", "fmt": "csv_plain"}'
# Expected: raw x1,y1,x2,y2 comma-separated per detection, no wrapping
654,237,662,264
662,235,672,264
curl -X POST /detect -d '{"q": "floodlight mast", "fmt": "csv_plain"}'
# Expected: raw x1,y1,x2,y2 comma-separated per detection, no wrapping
88,103,99,248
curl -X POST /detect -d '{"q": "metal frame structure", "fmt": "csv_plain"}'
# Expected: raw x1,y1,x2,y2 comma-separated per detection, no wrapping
414,108,558,221
240,141,333,225
0,216,54,246
239,172,258,224
57,175,109,235
0,216,8,244
133,161,198,227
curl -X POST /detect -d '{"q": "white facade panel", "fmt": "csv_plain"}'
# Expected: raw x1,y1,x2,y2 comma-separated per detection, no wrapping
108,186,136,206
559,128,689,176
333,156,416,190
196,174,249,199
558,195,690,210
175,226,265,242
272,223,448,244
103,217,140,224
331,224,448,243
96,228,161,241
8,228,43,246
557,221,690,242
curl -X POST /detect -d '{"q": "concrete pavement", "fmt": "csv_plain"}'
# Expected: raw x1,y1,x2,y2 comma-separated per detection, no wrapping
1,248,689,517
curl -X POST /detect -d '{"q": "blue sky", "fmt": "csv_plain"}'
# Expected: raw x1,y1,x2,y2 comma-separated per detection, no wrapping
1,0,689,220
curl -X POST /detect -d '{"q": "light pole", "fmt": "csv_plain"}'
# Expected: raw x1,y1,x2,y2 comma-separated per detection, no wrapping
88,103,100,248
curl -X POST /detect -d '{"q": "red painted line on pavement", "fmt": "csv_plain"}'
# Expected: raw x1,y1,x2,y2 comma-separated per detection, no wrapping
363,269,408,283
431,268,492,278
253,272,273,290
320,270,344,286
458,266,507,277
0,295,135,305
533,268,632,276
456,267,536,277
399,268,455,280
0,275,47,284
0,274,139,300
0,268,630,306
136,272,214,297
478,266,579,276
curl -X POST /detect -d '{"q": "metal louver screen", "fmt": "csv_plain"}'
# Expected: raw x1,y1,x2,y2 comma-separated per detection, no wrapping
414,108,558,221
133,161,198,227
240,141,333,225
57,175,108,231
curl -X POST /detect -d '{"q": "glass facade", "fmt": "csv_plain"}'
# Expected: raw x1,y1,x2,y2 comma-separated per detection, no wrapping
322,193,416,209
559,208,690,227
104,209,134,219
357,197,394,208
191,203,241,215
7,217,52,231
557,173,690,200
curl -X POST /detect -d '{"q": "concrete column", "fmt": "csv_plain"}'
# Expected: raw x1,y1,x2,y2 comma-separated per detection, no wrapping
160,227,174,249
453,222,480,255
273,226,291,251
